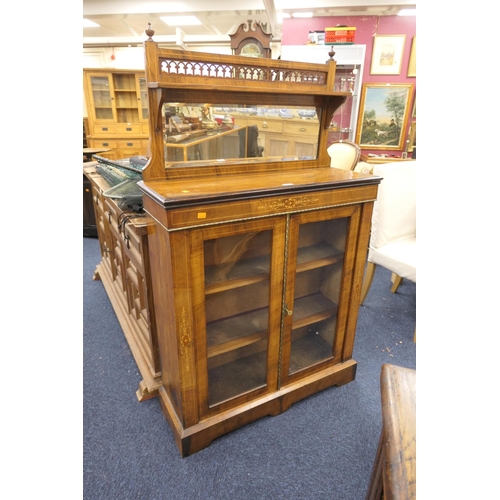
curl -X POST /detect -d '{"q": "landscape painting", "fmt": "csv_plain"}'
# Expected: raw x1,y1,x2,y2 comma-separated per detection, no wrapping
355,83,414,150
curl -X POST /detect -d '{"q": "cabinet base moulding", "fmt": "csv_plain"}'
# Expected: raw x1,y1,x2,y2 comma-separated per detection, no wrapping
160,359,357,457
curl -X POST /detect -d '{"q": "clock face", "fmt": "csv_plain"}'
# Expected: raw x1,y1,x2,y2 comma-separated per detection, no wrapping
240,42,263,57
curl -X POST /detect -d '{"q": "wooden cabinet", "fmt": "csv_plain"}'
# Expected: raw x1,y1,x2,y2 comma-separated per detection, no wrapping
141,168,378,456
133,40,381,457
141,181,375,449
84,163,161,401
84,69,150,160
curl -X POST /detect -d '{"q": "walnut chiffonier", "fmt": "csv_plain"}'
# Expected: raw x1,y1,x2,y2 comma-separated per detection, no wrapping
132,34,382,457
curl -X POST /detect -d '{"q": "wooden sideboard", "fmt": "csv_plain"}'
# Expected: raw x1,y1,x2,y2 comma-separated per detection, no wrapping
84,163,161,401
131,38,382,457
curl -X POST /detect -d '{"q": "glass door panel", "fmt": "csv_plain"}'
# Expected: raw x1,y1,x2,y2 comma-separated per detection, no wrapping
204,230,272,407
138,77,149,121
288,216,348,375
90,75,114,120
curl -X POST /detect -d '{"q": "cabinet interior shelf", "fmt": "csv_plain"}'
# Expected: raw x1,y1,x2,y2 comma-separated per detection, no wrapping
207,292,337,358
296,243,344,272
207,293,338,406
205,242,343,295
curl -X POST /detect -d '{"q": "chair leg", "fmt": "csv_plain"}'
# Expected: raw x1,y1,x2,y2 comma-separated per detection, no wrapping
360,262,376,305
390,273,403,293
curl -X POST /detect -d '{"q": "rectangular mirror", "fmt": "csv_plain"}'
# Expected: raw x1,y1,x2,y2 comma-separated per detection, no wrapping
162,104,321,167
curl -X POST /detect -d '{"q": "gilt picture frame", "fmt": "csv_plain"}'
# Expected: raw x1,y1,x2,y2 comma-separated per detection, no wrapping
407,36,416,77
355,83,414,150
370,34,406,75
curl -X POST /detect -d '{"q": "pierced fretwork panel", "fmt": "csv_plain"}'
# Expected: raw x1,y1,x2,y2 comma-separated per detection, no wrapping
160,58,327,85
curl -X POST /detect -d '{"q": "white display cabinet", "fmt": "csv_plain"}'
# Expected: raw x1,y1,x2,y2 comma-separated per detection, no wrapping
280,45,366,143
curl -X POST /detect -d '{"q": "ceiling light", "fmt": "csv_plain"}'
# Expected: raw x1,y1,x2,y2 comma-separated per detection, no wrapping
291,12,313,18
83,19,100,28
160,16,202,26
398,9,416,16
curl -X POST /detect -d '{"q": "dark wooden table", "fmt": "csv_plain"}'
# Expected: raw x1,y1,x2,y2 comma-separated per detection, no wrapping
366,364,416,500
83,147,111,162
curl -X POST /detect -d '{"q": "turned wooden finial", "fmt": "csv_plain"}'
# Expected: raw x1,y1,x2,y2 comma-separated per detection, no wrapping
145,23,155,40
328,49,336,60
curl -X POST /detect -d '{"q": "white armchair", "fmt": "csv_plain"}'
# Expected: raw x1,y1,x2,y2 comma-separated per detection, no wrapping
360,161,416,305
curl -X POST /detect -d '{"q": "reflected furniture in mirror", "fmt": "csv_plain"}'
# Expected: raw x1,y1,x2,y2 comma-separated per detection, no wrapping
130,35,382,457
360,161,416,305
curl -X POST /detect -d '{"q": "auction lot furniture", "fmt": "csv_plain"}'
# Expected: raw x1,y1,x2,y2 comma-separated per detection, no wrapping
135,36,382,457
84,162,161,401
366,364,416,499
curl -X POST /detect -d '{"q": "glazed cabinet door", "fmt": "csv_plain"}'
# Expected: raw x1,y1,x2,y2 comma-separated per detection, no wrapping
191,217,286,415
85,72,117,124
280,204,362,385
137,75,149,123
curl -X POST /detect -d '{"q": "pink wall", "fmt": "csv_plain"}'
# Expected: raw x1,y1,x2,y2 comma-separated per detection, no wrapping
282,16,416,157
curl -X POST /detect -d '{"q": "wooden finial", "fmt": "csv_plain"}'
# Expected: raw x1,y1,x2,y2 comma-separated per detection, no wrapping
328,49,336,60
145,23,155,40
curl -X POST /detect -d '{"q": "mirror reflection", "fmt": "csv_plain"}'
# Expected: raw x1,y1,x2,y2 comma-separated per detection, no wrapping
162,104,320,166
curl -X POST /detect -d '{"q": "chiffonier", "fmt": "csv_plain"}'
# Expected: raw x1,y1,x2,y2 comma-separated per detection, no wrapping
89,31,382,457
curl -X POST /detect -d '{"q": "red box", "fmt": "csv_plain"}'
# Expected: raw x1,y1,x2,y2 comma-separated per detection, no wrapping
325,27,356,45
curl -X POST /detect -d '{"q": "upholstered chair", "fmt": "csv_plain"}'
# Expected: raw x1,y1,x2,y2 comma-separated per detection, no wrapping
327,140,361,171
360,161,416,305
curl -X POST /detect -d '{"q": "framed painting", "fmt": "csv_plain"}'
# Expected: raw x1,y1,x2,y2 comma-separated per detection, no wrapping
370,35,406,75
408,120,416,152
355,83,414,150
407,36,416,77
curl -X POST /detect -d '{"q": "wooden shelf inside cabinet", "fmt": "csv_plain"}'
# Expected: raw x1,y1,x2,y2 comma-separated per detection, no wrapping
207,307,268,358
205,242,343,294
132,36,382,457
205,254,270,293
296,243,344,271
291,293,338,330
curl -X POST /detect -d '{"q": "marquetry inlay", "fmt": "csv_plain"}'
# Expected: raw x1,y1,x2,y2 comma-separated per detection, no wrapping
179,307,192,372
257,195,321,212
